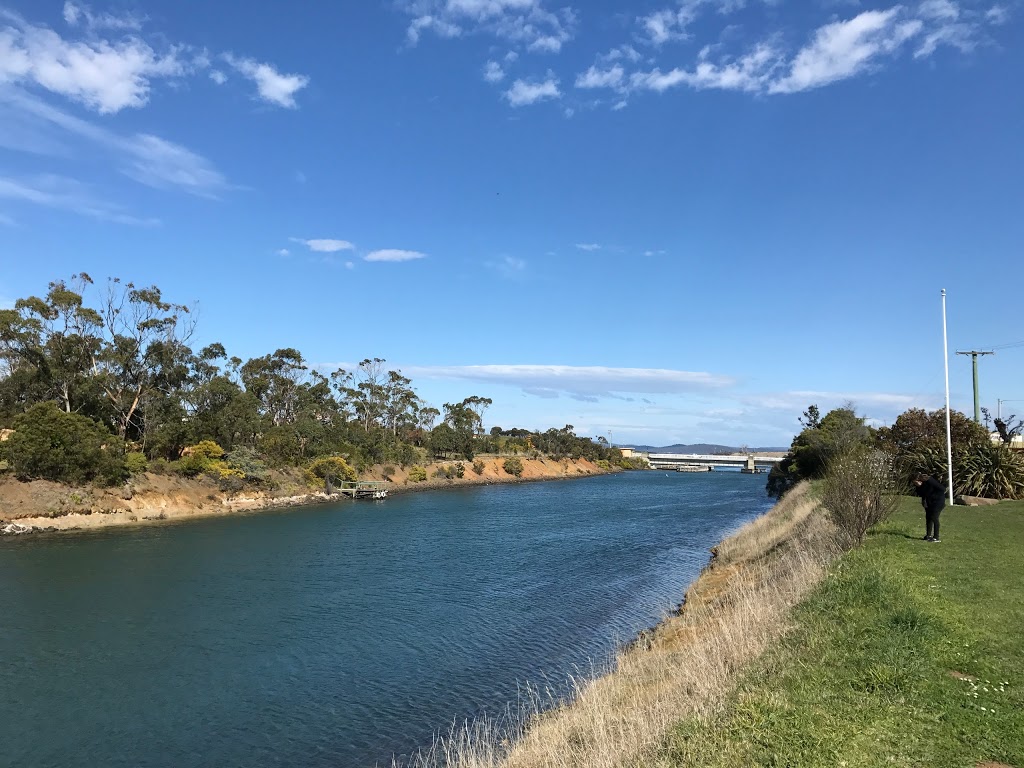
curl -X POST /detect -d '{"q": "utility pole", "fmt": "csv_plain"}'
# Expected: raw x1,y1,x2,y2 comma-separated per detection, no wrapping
956,349,994,423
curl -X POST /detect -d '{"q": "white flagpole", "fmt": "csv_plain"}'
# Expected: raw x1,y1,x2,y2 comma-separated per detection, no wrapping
942,289,955,505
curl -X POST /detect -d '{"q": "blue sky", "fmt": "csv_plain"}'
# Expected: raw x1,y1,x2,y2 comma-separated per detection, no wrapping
1,0,1021,446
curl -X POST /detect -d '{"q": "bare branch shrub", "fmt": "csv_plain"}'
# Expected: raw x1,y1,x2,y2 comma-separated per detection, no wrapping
822,447,899,547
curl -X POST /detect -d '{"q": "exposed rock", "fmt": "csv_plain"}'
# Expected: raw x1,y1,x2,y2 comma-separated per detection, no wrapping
1,522,35,535
957,495,1002,507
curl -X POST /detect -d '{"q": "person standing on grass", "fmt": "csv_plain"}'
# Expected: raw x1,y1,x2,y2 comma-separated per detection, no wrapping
913,472,946,542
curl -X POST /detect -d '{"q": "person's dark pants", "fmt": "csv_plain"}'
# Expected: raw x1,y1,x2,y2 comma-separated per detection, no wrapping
926,504,944,539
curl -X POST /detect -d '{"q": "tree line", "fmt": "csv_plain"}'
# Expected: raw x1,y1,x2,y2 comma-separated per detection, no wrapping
767,402,1024,501
0,275,628,486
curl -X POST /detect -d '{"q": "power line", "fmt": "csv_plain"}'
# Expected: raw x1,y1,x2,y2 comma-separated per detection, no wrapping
988,340,1024,350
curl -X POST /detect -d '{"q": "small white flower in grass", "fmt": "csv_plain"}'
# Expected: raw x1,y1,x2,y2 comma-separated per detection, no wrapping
981,707,987,711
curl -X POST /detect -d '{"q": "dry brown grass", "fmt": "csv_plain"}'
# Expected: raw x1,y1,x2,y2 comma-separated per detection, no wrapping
399,482,840,768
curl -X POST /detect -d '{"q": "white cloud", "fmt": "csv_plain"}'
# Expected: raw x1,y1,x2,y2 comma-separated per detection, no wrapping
0,11,186,113
483,59,505,82
575,64,624,89
209,69,227,85
632,42,784,93
345,261,355,270
365,249,428,262
404,364,736,397
575,242,601,251
770,10,922,94
504,76,560,106
224,54,309,108
290,238,357,253
0,173,158,224
589,3,998,106
400,0,574,53
276,248,290,257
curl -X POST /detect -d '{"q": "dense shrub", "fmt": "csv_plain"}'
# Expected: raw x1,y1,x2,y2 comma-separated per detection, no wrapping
2,402,127,485
903,441,1024,500
452,461,465,478
503,457,524,477
124,452,148,474
408,465,427,482
382,465,397,480
472,459,485,475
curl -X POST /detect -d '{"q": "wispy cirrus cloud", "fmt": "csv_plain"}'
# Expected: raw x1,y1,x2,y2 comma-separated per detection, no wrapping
0,88,231,199
404,364,736,399
0,173,159,225
575,242,601,251
62,1,145,33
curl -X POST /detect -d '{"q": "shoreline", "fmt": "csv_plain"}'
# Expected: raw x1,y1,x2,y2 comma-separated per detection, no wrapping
403,482,838,767
0,456,617,538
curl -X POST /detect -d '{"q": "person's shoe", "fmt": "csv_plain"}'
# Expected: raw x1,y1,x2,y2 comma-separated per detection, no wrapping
923,536,934,541
930,538,941,543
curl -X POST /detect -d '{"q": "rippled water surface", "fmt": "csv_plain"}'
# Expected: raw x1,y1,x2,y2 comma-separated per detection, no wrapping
0,471,772,767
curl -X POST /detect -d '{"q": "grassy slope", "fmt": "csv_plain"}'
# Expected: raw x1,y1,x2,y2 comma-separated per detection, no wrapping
656,497,1024,768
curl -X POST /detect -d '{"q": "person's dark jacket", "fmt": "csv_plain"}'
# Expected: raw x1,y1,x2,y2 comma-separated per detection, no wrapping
915,476,946,510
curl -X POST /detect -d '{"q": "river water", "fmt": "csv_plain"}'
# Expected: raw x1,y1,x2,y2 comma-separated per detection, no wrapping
0,470,771,767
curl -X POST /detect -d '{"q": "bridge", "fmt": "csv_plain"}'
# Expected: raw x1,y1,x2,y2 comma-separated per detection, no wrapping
647,453,784,472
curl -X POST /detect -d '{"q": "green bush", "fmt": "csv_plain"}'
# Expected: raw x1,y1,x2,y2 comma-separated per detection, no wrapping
125,452,148,474
2,402,127,485
408,465,428,482
596,459,611,470
175,440,227,478
503,457,524,477
382,465,397,479
433,466,450,479
472,459,485,475
452,461,465,478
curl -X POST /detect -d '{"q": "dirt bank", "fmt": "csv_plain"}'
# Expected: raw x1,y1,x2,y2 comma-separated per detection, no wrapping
0,456,613,536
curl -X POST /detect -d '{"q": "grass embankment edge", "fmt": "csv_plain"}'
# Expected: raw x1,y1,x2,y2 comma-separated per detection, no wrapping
654,496,1024,768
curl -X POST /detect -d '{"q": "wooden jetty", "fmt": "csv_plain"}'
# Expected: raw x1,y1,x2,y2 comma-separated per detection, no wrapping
336,481,389,500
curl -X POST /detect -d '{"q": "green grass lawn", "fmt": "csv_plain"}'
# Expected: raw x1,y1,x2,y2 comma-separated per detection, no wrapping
656,497,1024,768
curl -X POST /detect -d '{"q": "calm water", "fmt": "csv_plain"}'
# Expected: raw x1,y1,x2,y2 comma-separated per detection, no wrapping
0,471,771,767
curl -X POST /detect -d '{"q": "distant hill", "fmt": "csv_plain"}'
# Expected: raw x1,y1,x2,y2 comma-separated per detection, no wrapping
623,443,789,454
